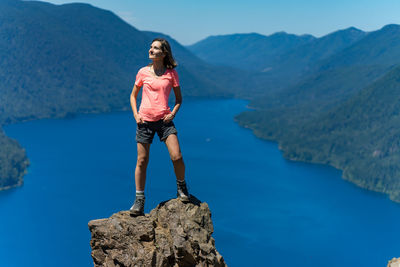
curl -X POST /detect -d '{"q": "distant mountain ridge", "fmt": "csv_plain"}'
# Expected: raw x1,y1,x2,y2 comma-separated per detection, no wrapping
316,24,400,70
187,27,368,93
250,24,400,113
187,32,315,72
268,27,368,81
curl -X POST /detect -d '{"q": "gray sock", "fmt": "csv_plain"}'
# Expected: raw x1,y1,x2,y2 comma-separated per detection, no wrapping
136,190,145,198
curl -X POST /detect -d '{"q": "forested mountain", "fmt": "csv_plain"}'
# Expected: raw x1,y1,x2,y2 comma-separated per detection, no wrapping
280,66,400,201
236,24,400,201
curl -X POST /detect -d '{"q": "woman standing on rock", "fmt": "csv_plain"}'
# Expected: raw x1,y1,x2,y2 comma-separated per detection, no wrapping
129,38,190,216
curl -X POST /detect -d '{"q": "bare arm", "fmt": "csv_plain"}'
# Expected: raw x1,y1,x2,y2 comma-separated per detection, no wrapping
171,86,182,116
163,86,182,122
130,84,144,124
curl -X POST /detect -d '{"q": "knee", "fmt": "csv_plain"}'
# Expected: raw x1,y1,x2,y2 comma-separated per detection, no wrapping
171,153,183,163
137,155,149,168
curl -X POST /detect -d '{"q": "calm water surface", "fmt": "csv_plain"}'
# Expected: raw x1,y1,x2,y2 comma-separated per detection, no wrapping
1,99,400,267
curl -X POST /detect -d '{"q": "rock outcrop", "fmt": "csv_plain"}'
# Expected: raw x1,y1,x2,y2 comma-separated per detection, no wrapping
388,257,400,267
88,196,227,267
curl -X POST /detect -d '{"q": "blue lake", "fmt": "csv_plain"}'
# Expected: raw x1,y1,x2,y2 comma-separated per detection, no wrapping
1,99,400,267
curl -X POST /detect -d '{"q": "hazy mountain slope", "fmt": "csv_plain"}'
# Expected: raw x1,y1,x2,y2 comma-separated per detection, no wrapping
251,24,400,111
236,24,400,201
316,24,400,71
187,28,367,93
270,27,367,82
279,65,400,201
186,32,315,71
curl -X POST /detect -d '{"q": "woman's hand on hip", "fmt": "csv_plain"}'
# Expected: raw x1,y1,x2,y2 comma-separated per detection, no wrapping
134,114,145,124
163,113,175,123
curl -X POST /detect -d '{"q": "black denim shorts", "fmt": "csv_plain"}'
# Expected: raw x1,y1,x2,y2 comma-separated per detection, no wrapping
135,120,178,144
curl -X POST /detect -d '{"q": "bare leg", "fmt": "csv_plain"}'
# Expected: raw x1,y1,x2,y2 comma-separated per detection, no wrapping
135,142,151,191
165,134,185,181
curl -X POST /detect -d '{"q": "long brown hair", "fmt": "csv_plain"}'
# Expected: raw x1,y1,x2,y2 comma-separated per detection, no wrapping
150,38,178,69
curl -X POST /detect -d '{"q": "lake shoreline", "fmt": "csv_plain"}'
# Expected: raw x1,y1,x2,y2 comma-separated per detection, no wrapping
233,115,400,204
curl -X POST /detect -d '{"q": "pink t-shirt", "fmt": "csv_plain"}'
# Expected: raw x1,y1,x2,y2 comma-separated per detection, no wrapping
135,66,180,121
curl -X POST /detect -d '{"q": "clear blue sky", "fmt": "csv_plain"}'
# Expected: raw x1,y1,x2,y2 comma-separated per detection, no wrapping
41,0,400,45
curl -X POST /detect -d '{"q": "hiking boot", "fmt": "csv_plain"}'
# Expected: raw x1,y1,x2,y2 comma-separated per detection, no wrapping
130,195,145,216
177,180,190,203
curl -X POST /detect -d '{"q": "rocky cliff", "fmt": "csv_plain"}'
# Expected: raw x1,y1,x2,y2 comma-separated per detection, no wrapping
88,197,227,267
